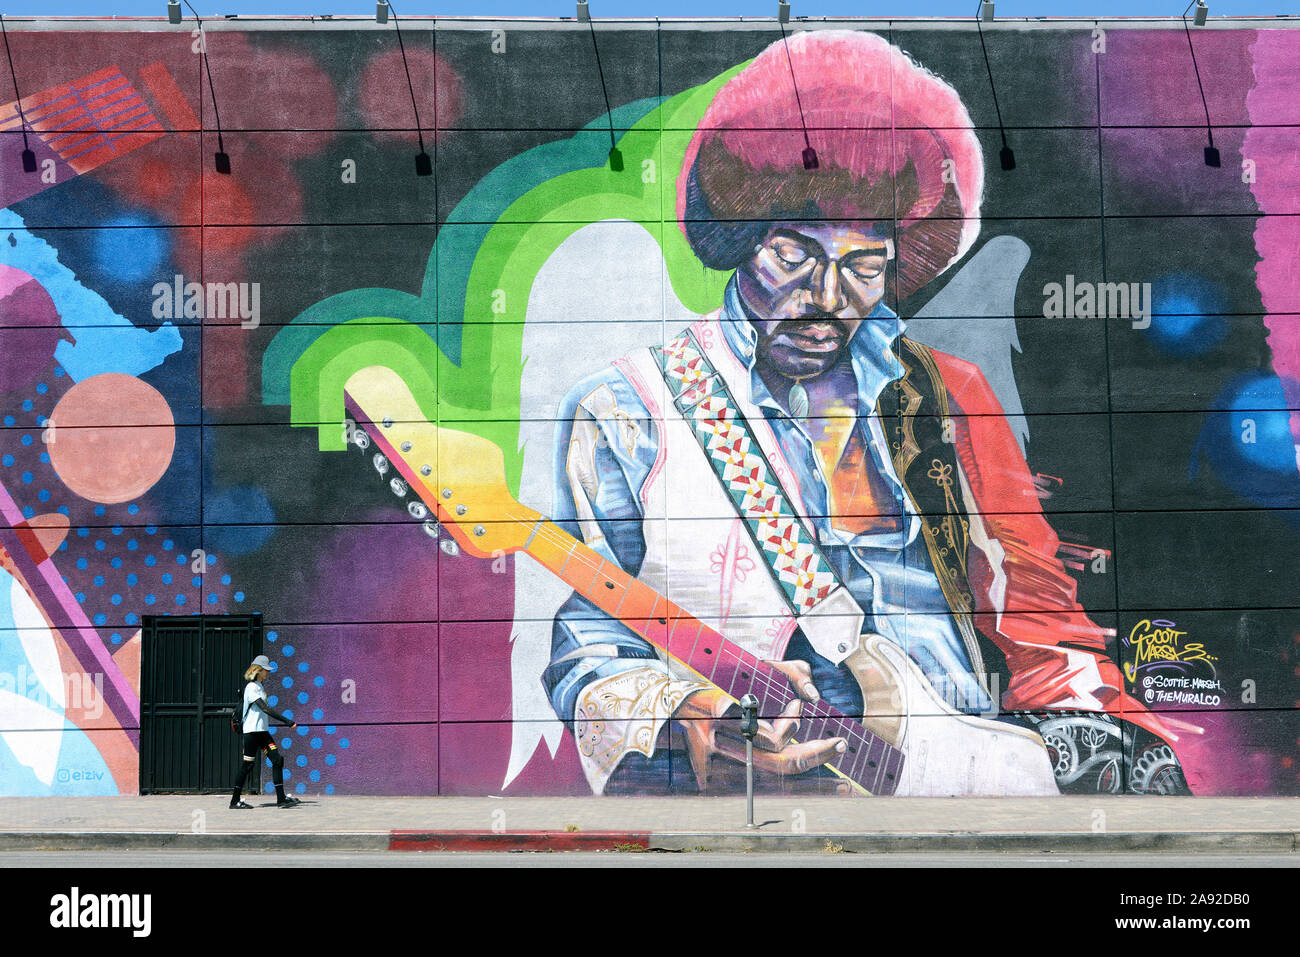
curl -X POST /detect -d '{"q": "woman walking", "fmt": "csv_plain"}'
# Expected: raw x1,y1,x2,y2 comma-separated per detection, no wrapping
230,654,303,809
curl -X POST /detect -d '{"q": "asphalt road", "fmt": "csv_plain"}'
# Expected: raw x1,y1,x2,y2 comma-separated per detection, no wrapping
3,850,1297,867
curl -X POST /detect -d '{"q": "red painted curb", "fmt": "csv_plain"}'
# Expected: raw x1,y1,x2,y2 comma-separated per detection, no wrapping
384,832,650,852
388,830,652,852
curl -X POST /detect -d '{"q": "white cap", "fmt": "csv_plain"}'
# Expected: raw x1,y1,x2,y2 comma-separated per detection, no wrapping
251,655,271,670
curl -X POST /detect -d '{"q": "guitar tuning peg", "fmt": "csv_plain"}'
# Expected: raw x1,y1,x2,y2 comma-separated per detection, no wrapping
390,477,409,497
352,430,371,451
373,453,389,476
409,502,429,520
421,517,439,538
440,538,459,557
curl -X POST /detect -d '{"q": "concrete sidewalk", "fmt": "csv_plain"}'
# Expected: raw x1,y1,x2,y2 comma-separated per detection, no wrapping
2,796,1298,853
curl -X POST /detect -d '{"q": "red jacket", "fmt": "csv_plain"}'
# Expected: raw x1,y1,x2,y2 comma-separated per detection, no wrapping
930,348,1197,747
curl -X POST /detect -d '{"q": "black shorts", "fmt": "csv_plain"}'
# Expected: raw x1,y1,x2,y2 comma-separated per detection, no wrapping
242,731,277,758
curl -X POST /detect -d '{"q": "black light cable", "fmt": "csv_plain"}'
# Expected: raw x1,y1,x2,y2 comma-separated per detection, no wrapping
1181,0,1219,167
380,0,432,176
0,14,36,173
167,0,230,173
974,0,1015,171
777,16,818,171
582,3,622,172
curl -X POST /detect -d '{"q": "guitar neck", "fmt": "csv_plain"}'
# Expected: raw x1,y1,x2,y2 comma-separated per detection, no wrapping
524,518,779,702
341,379,903,795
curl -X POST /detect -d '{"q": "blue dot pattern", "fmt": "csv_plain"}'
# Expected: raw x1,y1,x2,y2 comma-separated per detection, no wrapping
253,640,335,796
0,371,346,794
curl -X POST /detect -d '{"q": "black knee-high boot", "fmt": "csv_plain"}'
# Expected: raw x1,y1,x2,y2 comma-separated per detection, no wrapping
268,752,287,803
231,758,254,804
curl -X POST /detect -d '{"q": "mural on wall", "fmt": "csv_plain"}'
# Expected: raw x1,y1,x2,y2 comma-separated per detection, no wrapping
0,19,1297,797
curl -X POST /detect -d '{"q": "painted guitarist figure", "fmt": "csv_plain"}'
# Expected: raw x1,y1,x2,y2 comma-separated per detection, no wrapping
543,30,1190,795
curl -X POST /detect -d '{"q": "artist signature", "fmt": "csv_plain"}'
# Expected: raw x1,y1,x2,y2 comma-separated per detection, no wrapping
1122,618,1218,683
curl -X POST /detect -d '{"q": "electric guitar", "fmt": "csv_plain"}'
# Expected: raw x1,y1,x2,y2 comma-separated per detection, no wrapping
339,365,1063,796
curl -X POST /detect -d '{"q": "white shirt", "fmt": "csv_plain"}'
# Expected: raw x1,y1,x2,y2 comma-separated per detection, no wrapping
242,680,269,733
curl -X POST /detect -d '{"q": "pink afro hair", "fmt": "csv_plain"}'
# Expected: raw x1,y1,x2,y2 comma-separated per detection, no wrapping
678,30,985,300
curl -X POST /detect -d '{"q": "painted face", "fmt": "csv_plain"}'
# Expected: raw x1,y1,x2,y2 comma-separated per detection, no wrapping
736,223,892,380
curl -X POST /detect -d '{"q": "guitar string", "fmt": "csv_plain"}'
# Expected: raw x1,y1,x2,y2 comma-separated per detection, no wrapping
502,504,825,708
500,504,895,783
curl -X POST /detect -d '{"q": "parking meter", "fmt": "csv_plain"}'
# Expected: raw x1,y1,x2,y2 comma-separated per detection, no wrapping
739,695,759,740
739,694,759,827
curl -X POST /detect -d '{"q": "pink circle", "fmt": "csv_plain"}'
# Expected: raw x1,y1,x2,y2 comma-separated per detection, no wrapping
360,47,463,145
47,374,176,504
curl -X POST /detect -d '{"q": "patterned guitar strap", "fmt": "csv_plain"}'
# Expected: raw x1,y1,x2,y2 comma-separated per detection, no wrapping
655,328,864,663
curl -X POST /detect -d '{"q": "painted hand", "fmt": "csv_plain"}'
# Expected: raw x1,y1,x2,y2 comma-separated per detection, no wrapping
675,662,848,794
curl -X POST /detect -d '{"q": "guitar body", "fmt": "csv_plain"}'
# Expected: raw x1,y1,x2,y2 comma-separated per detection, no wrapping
845,633,1060,796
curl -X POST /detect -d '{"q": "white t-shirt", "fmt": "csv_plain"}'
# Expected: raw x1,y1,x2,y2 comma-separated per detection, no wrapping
242,681,269,733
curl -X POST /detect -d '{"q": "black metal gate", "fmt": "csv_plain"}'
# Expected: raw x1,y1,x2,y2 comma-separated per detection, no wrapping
139,614,263,794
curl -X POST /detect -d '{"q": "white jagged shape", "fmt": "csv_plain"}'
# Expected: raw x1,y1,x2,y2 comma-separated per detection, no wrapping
0,690,64,787
10,575,66,710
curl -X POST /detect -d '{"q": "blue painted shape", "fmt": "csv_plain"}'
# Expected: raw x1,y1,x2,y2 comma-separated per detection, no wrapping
1146,273,1229,356
1191,372,1300,509
92,215,168,282
1223,374,1298,473
0,208,183,381
203,486,276,556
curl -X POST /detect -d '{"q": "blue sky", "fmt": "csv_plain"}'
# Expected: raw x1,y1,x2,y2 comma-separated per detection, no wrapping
19,0,1300,20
